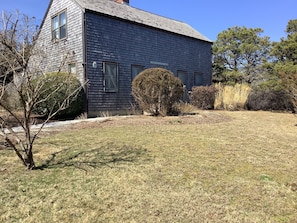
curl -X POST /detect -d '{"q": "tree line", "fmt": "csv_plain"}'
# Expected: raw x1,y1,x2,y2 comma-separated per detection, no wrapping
212,19,297,112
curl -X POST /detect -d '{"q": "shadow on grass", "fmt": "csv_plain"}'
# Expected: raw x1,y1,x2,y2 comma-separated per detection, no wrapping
37,142,152,171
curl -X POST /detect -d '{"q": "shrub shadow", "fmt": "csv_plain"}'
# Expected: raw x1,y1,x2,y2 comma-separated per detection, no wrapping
37,142,151,171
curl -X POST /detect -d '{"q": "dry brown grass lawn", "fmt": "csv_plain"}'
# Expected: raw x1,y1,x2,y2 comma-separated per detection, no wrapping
0,111,296,222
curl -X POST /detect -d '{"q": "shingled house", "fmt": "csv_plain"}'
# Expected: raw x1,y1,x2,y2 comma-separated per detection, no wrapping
38,0,212,116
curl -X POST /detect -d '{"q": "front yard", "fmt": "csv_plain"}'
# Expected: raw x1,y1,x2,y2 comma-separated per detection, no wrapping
0,111,296,222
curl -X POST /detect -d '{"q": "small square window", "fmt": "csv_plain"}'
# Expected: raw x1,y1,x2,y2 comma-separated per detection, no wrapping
131,65,144,80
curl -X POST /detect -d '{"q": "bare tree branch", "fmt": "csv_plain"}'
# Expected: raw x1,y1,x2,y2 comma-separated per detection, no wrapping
0,11,85,170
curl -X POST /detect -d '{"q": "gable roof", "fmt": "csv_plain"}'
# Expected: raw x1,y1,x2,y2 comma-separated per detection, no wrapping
74,0,212,42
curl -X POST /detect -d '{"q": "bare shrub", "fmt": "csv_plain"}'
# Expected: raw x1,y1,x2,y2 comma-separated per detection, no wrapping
132,68,183,116
190,85,217,110
247,88,294,111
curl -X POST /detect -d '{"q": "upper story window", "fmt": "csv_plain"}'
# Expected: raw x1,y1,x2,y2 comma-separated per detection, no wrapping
52,11,67,40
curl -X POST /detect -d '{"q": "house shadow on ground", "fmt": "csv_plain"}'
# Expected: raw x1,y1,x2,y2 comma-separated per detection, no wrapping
36,142,152,171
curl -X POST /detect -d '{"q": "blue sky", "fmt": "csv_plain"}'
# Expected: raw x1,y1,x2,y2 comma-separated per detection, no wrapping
1,0,296,42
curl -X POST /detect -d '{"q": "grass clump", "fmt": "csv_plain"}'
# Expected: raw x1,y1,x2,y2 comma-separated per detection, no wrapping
173,102,197,115
214,83,251,110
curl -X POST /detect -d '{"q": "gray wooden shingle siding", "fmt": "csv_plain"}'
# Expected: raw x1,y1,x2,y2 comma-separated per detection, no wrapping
85,11,212,115
38,0,212,116
37,0,84,83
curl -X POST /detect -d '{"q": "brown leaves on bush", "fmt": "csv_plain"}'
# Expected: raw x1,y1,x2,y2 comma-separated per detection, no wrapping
190,86,217,110
132,68,183,116
247,88,294,112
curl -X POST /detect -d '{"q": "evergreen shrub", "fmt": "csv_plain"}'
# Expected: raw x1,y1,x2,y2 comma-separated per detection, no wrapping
132,68,183,116
33,72,83,119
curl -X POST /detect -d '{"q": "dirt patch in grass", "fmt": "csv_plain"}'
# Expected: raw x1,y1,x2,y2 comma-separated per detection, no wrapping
69,110,233,130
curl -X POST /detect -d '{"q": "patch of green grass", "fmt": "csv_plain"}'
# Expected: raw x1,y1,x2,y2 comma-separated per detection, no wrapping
260,175,274,182
0,111,297,222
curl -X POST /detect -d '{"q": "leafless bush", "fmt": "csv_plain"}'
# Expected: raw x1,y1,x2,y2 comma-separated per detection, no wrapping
190,85,217,110
132,68,183,116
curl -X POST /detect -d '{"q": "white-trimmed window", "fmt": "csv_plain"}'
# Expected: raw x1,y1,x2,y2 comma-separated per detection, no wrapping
194,72,204,86
131,65,144,80
177,70,188,86
103,62,118,92
52,11,67,40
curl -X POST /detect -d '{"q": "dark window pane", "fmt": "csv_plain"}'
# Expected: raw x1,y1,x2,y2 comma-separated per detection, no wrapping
177,71,188,86
60,25,66,39
104,63,118,92
131,65,144,79
195,73,203,86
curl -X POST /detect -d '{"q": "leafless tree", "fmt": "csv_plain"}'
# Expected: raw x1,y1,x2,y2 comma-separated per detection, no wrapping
0,11,84,170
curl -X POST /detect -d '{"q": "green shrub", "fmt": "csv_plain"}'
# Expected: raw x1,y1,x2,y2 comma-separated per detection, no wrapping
33,72,83,119
190,85,217,109
282,78,297,113
132,68,183,116
0,83,21,110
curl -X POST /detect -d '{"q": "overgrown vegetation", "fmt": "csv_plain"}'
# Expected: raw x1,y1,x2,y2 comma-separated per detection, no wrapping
214,83,251,110
0,12,84,169
0,83,21,110
132,68,183,116
0,111,296,222
33,72,83,119
247,86,293,111
275,62,297,112
190,85,217,109
212,19,297,112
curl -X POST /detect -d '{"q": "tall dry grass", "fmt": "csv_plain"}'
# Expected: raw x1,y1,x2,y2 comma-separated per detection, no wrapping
214,83,251,110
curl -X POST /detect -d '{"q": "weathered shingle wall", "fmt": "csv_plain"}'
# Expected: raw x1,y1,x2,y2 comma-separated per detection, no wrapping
85,12,212,115
37,0,85,84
